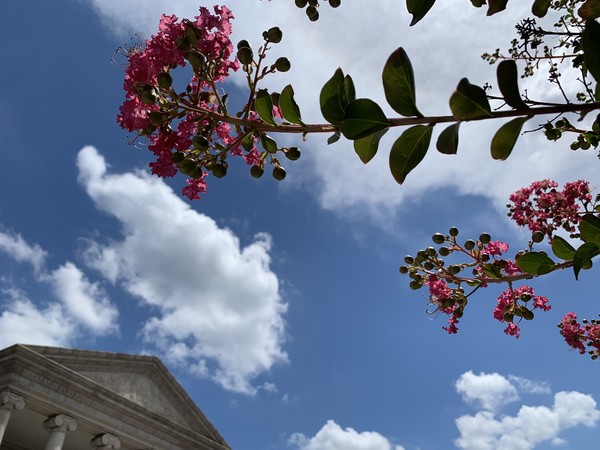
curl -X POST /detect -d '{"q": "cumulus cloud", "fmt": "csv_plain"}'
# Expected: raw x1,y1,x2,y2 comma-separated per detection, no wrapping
456,371,520,412
0,229,47,272
0,287,76,348
77,146,287,394
85,0,599,223
0,230,119,346
289,420,404,450
454,371,600,449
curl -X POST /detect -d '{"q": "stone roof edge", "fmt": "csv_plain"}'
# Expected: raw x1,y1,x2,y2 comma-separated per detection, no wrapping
0,344,230,449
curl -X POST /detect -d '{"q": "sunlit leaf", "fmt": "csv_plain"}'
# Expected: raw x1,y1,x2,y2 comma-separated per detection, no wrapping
516,251,555,275
580,213,600,245
552,236,576,260
279,85,303,125
406,0,436,26
382,48,423,117
490,117,530,160
389,125,433,184
573,242,600,279
340,99,389,140
497,60,529,109
449,78,493,120
436,123,460,155
320,68,350,125
255,89,277,126
354,129,388,164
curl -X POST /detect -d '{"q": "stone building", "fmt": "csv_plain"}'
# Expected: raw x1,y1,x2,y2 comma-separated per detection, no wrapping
0,344,230,450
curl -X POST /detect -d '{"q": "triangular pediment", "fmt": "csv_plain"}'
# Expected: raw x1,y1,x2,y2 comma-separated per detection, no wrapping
21,345,224,445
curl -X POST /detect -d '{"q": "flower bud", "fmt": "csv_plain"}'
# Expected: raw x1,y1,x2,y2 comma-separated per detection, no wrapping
212,164,227,178
531,231,544,243
187,50,206,70
237,40,251,50
295,0,308,6
424,261,434,270
272,166,286,181
264,27,283,43
237,46,254,65
439,247,450,257
192,135,210,150
250,165,264,178
147,112,165,126
306,6,319,21
329,0,341,6
404,256,414,264
409,280,421,290
399,266,409,274
274,57,291,72
284,147,301,160
432,233,445,244
464,240,475,250
479,233,491,244
157,72,173,89
449,227,459,237
141,90,157,105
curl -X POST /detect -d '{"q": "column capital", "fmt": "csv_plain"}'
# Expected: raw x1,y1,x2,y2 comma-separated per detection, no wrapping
0,390,25,411
90,433,121,449
43,414,77,433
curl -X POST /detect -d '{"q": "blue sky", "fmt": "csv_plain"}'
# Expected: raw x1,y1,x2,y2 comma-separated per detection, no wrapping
1,1,599,449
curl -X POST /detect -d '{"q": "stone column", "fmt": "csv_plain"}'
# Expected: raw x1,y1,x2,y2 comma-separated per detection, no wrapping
43,414,77,450
90,433,121,449
0,390,25,445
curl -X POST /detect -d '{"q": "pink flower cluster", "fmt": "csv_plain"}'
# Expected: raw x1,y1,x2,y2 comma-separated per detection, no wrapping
492,285,550,339
426,275,460,334
508,179,592,239
476,240,522,282
116,6,257,200
559,312,600,357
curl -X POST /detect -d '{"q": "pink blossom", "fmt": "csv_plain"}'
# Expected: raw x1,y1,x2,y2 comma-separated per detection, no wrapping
504,322,520,338
182,173,208,200
443,313,460,334
426,275,452,301
559,312,586,354
482,240,509,256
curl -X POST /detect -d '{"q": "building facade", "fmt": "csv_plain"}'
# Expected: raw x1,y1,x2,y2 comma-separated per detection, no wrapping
0,344,230,450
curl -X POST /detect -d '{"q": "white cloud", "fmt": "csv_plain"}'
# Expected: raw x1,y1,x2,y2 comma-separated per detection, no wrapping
0,287,76,348
289,420,404,450
77,146,287,395
85,0,599,223
507,376,551,395
0,230,47,272
47,262,118,335
454,372,600,450
456,371,520,412
0,227,119,346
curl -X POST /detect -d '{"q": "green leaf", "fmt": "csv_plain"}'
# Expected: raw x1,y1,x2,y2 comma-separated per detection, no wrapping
532,0,552,17
345,75,356,103
497,60,529,109
382,48,423,117
340,99,389,140
583,20,600,83
436,123,460,155
354,129,388,164
490,117,530,160
552,236,576,260
327,132,341,145
481,264,502,278
320,68,350,126
487,0,508,15
255,89,277,126
260,134,278,153
279,85,303,125
389,125,433,184
573,242,600,279
406,0,436,26
579,0,600,19
449,78,493,121
516,251,556,275
580,213,600,245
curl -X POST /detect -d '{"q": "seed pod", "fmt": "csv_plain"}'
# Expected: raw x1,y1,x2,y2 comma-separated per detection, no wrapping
424,261,434,270
449,227,459,237
409,280,421,290
399,266,409,274
212,164,227,178
531,231,544,243
141,90,157,105
329,0,341,7
237,40,251,50
306,6,319,20
295,0,308,6
464,240,476,250
404,256,414,264
439,247,450,257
